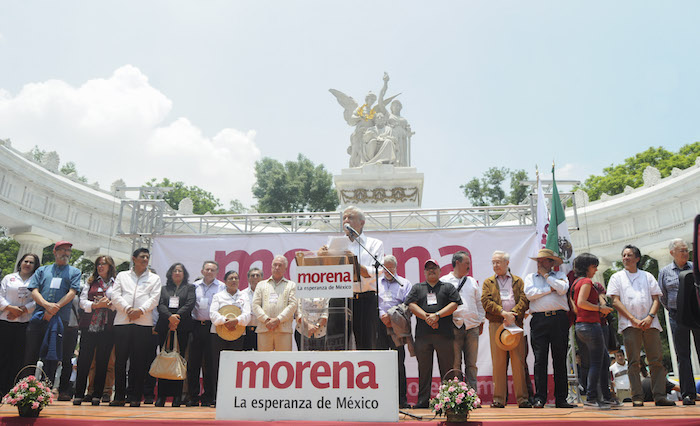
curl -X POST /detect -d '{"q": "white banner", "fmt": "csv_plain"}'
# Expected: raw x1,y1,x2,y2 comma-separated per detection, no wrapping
296,265,354,298
152,227,541,402
215,350,398,422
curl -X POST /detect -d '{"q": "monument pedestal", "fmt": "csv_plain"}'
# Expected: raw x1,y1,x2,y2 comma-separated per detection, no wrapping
334,164,424,210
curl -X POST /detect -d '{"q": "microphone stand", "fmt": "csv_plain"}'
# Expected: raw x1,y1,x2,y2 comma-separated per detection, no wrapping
348,231,420,418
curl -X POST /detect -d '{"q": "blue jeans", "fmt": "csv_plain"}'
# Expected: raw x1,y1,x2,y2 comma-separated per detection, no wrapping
575,322,612,401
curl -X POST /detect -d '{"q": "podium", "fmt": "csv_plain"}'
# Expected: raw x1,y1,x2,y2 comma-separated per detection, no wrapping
294,251,357,350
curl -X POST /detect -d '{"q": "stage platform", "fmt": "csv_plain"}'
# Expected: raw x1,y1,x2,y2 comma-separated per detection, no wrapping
2,401,700,425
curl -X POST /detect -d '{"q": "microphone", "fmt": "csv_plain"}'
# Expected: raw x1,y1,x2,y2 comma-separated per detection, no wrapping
344,223,359,240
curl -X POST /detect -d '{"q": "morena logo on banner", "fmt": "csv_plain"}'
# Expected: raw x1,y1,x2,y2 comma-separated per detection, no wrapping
235,360,378,389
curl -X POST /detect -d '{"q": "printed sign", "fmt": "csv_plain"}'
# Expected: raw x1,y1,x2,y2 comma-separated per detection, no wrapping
216,351,398,422
296,264,354,298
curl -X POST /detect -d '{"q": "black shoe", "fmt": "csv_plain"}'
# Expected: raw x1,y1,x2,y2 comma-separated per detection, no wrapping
172,396,182,407
683,396,696,406
555,401,576,408
533,400,545,408
72,398,82,406
399,402,411,409
655,398,676,406
143,396,155,405
129,401,141,407
91,397,101,406
519,401,532,408
155,396,166,407
186,399,199,407
102,394,112,403
109,400,126,407
58,393,72,402
200,400,211,407
490,401,505,408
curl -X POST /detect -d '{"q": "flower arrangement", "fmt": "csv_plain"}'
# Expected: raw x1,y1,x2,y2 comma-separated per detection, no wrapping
430,377,480,419
2,375,53,416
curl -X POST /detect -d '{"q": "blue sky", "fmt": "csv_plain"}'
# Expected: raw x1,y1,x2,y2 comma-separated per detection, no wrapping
1,1,698,209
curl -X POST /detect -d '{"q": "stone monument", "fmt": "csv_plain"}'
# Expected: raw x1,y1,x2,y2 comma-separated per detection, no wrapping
330,73,424,210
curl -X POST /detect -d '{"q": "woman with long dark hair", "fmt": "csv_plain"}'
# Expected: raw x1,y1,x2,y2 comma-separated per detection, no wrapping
572,253,620,408
155,263,195,407
0,253,40,395
73,255,117,405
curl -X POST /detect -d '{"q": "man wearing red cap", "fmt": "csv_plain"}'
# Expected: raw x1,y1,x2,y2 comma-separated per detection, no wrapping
405,259,462,408
23,241,82,383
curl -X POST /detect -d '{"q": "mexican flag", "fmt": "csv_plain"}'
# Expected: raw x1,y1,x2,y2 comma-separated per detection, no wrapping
545,166,575,274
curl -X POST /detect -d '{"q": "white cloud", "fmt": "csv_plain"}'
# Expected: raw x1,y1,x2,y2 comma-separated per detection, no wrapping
0,65,261,207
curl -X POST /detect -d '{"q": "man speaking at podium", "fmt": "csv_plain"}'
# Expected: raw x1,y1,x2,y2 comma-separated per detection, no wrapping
320,206,384,350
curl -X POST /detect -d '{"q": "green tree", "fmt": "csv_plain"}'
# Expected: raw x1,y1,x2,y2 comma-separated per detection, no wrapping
0,237,20,277
60,161,88,183
145,178,246,214
460,167,529,206
252,154,339,213
578,142,700,201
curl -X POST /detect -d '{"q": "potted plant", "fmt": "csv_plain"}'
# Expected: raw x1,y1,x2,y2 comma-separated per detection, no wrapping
2,375,54,417
430,377,480,423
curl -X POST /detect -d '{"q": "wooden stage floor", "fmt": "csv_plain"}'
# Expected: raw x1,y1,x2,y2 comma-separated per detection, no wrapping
1,401,700,424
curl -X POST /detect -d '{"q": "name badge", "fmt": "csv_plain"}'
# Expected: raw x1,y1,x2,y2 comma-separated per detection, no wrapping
50,277,62,289
427,292,438,306
18,286,29,300
169,296,180,309
382,291,393,302
197,297,209,310
268,292,279,305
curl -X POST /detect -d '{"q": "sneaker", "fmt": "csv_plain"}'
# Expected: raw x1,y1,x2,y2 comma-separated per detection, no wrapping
518,401,532,408
682,396,696,406
584,400,610,409
603,398,623,407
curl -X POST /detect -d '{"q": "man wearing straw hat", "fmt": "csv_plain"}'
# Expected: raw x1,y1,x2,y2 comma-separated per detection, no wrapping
524,248,574,408
481,250,531,408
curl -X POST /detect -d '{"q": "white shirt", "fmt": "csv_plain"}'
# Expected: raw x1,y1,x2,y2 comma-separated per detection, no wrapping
610,361,631,390
0,272,35,322
441,272,485,330
524,270,570,312
192,279,225,321
79,277,115,313
209,289,251,334
240,287,259,328
607,269,662,332
111,269,162,326
296,298,329,338
346,234,384,293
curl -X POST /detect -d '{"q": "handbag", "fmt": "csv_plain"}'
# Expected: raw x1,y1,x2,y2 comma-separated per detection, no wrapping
149,331,187,380
603,317,620,352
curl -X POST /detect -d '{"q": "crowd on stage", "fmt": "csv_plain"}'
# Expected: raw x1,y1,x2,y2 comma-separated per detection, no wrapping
0,206,697,411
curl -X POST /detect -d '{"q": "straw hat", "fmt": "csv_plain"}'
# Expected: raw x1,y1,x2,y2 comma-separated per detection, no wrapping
495,323,522,351
528,248,563,266
215,305,244,341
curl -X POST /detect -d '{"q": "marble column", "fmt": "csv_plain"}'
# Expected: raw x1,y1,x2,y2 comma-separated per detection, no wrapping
10,228,58,266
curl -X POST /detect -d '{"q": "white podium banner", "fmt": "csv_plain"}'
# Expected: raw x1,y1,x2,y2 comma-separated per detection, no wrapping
295,264,354,298
216,350,398,422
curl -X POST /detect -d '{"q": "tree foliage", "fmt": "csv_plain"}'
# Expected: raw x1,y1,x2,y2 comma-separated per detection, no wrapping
252,154,339,213
460,167,529,206
145,178,247,214
0,237,20,277
579,142,700,201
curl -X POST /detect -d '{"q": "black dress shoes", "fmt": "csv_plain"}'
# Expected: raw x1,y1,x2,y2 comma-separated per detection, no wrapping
155,396,166,407
172,396,182,407
555,401,576,408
